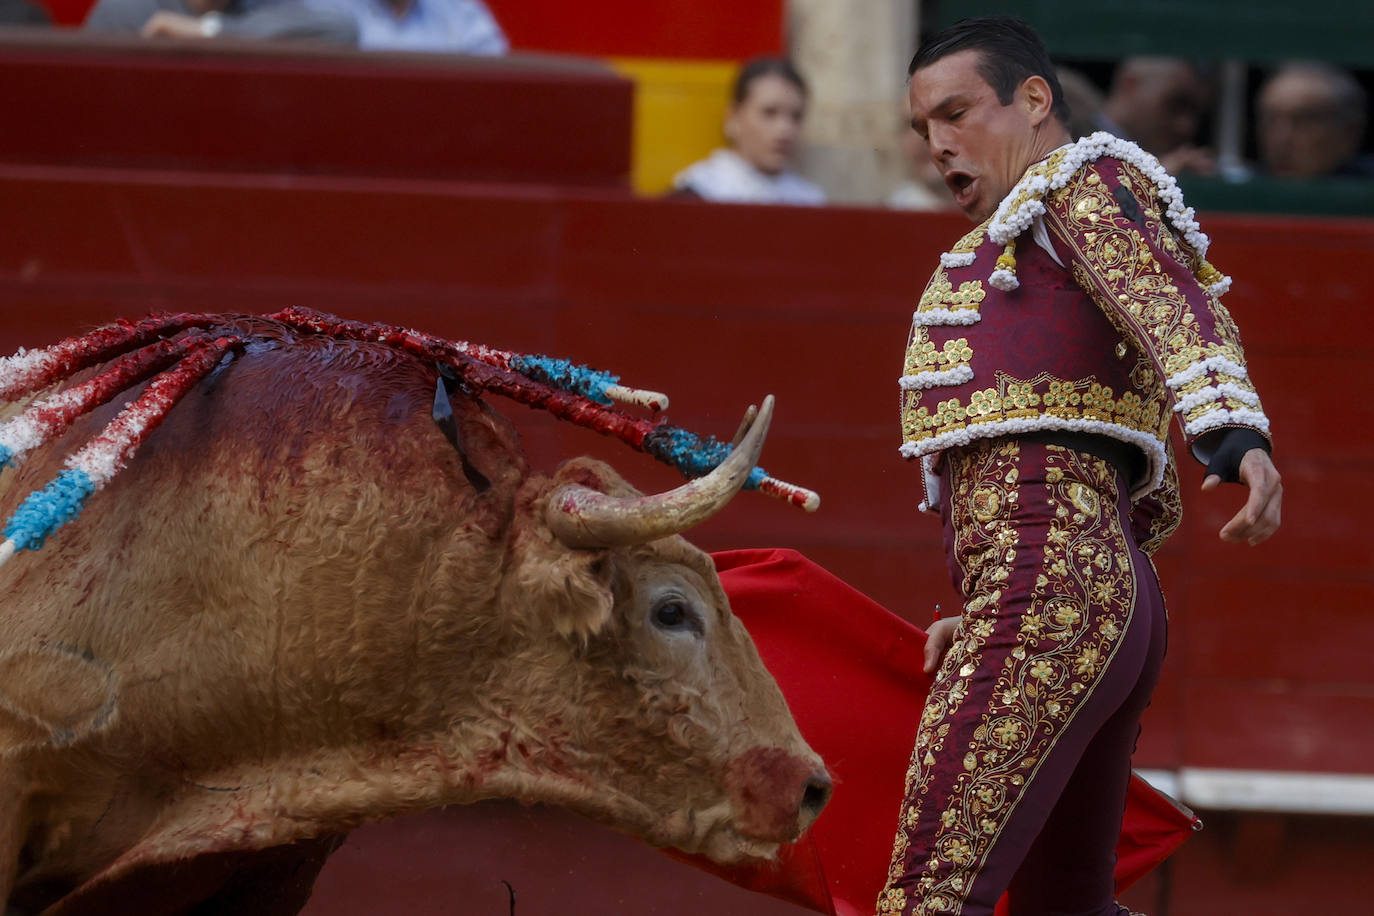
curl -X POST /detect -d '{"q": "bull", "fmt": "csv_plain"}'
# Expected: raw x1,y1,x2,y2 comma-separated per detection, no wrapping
0,317,831,914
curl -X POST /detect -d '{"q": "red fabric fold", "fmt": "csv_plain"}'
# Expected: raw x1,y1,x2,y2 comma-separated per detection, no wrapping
671,548,1197,915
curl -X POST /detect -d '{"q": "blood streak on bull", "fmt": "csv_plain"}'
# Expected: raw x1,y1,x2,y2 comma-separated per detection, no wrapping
0,310,817,566
0,312,831,915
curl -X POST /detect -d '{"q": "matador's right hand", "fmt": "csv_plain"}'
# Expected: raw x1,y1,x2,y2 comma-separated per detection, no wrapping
923,617,962,675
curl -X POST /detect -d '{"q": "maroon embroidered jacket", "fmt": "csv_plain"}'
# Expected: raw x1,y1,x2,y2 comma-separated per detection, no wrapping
899,147,1270,550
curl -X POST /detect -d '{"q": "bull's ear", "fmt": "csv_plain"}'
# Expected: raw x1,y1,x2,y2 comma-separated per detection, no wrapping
505,459,629,639
527,552,615,637
512,547,616,639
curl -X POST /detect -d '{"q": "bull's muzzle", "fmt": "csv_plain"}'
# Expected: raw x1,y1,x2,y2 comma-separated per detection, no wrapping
725,746,832,843
800,770,834,827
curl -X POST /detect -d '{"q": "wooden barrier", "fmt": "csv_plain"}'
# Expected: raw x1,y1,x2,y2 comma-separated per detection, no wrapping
0,31,632,187
4,164,1372,780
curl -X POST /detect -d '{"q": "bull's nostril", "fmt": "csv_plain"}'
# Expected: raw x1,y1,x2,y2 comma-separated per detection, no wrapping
802,774,833,817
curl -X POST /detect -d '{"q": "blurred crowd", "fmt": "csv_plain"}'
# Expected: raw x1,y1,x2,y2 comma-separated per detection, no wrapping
669,51,1371,210
1066,57,1371,181
885,54,1372,211
0,0,1369,206
0,0,505,53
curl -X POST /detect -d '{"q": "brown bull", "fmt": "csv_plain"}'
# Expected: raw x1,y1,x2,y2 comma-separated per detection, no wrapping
0,323,830,914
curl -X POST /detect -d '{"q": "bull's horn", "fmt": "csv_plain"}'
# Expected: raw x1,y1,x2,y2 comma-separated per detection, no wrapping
547,396,774,548
729,403,758,447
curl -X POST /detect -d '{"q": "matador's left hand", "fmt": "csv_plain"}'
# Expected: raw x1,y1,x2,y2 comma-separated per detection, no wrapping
1202,448,1282,545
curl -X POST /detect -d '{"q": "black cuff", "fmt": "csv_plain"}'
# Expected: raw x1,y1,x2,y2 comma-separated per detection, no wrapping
1202,428,1271,484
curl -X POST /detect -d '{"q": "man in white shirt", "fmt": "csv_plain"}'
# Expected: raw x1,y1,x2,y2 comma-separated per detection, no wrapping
307,0,506,54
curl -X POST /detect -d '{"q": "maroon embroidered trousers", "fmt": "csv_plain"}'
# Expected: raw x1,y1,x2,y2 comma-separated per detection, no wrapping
879,440,1166,916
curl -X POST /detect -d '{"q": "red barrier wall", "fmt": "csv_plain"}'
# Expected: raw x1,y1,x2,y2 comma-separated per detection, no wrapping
3,166,1372,782
0,33,632,187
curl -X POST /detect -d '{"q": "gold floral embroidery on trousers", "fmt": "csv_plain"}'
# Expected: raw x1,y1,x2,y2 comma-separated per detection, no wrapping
879,442,1139,915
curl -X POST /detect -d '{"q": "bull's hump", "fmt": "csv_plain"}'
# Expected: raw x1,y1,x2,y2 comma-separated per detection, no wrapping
139,336,464,486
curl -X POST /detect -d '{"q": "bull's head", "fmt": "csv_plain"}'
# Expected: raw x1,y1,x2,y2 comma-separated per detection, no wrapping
0,340,832,912
493,398,831,862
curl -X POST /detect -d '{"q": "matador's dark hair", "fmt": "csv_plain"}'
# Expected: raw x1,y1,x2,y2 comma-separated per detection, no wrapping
908,16,1071,129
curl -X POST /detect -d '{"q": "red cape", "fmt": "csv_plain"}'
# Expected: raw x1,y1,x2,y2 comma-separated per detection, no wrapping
670,548,1198,916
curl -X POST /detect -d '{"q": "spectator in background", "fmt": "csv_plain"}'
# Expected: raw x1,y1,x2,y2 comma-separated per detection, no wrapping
85,0,356,43
0,0,51,25
888,124,954,211
1257,62,1373,179
672,58,826,205
1056,66,1105,140
1097,56,1216,175
304,0,505,53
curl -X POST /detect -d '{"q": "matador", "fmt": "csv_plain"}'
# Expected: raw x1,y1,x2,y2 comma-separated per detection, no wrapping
878,17,1282,916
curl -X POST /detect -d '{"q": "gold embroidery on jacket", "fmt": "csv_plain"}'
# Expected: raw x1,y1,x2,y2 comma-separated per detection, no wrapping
906,337,975,375
911,221,991,325
918,272,987,314
1046,164,1264,424
1136,442,1183,556
900,327,932,427
951,222,989,254
901,370,1167,445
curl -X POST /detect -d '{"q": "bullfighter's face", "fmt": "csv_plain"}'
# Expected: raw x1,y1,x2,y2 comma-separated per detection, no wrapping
907,49,1058,222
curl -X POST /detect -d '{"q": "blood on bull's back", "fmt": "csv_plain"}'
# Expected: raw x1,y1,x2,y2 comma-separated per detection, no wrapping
0,321,829,915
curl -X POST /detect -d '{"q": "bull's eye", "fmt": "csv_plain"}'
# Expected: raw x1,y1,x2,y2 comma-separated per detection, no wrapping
654,602,687,627
651,598,701,635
